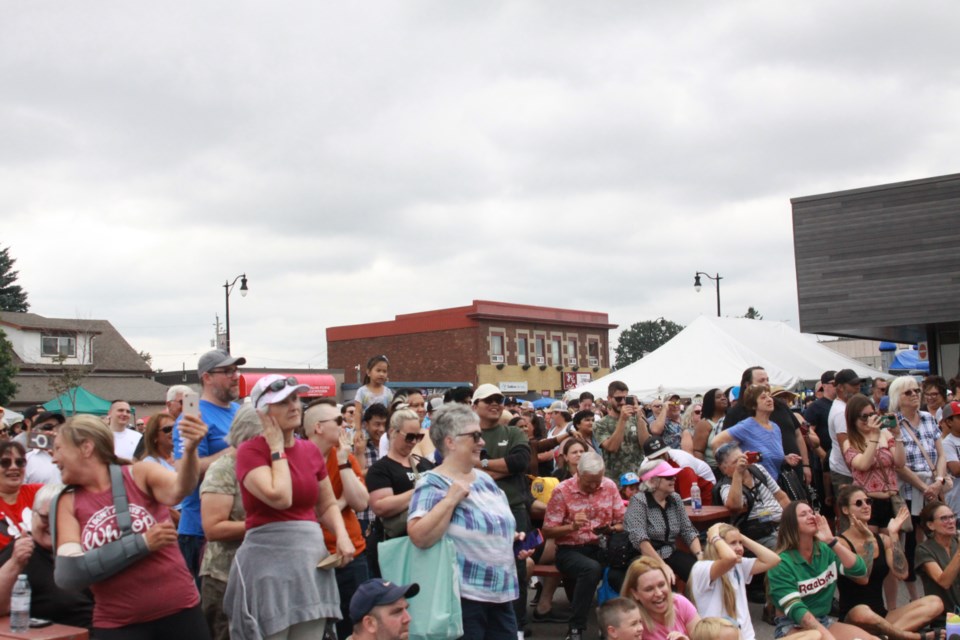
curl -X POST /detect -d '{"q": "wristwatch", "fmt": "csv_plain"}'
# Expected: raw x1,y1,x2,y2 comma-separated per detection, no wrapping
827,537,839,548
339,462,352,470
481,459,490,469
271,450,287,462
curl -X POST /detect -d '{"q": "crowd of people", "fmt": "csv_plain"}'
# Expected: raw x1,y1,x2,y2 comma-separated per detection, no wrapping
4,350,960,640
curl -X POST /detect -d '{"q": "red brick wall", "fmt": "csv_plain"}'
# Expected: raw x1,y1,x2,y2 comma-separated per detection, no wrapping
327,327,480,383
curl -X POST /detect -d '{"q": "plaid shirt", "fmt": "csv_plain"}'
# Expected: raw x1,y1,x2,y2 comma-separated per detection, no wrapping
898,411,941,503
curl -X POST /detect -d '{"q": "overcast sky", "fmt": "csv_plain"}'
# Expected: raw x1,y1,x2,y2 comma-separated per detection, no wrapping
3,2,958,374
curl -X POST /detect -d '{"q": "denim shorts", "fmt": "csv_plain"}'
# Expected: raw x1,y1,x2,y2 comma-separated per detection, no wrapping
773,615,836,639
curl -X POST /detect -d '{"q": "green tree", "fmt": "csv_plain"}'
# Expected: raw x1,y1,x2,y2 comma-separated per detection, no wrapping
743,306,763,320
614,319,684,369
0,329,18,405
138,350,152,366
0,247,29,312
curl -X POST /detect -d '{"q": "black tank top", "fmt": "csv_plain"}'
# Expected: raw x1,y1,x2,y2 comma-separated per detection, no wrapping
837,533,889,619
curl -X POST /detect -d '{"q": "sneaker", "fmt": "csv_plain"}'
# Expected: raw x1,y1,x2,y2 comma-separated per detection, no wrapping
564,628,582,640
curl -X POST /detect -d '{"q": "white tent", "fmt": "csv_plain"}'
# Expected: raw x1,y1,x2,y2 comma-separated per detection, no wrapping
571,316,888,401
1,407,23,425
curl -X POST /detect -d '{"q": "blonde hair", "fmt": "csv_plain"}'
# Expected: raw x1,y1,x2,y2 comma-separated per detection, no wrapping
620,556,675,632
695,524,739,619
691,617,739,640
59,414,124,466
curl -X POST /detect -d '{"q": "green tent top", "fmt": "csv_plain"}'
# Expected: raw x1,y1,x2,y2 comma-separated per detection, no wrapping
44,386,112,416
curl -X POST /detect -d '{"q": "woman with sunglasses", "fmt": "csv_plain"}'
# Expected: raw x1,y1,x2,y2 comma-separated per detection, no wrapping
0,441,41,549
841,395,904,533
140,414,177,471
367,409,434,544
835,485,942,640
225,375,355,640
889,376,950,599
408,403,523,640
916,500,960,617
199,406,261,640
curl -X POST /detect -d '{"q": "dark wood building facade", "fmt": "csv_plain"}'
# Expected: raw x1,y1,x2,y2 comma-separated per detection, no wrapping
791,173,960,379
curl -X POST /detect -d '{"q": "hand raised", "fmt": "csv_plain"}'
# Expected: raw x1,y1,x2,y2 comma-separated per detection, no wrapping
259,412,284,452
177,415,208,452
445,480,470,505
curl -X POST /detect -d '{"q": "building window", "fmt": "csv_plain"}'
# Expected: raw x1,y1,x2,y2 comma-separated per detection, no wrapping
517,336,528,365
550,338,562,366
42,334,77,358
534,336,546,365
566,338,578,366
490,333,505,364
588,339,600,367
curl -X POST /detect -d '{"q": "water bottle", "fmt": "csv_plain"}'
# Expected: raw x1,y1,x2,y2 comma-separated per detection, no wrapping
690,484,702,514
9,574,30,633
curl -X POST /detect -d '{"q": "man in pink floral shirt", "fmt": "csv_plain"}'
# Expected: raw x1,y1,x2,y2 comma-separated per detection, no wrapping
543,451,626,640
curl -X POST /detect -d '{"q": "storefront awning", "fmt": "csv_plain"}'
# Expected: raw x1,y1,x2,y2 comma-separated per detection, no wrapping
239,373,337,400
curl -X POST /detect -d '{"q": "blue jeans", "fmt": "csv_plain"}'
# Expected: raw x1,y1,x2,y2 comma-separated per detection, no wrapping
459,599,517,640
335,551,369,640
178,535,205,590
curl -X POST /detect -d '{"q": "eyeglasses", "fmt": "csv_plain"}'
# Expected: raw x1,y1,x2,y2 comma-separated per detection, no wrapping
903,389,922,397
404,432,425,444
937,514,957,523
479,396,504,405
161,425,174,434
651,404,663,409
0,458,26,469
858,413,877,421
209,366,240,376
320,416,345,427
924,392,941,399
852,498,873,507
456,431,483,443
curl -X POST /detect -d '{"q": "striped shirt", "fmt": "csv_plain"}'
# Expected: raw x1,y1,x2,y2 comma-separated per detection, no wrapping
409,470,518,603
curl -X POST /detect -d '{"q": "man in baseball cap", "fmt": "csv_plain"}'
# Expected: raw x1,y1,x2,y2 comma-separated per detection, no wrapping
349,579,419,640
173,348,247,585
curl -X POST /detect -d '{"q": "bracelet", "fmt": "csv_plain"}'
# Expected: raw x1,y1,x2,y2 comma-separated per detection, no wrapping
339,462,352,470
827,537,839,548
869,440,880,444
709,535,722,544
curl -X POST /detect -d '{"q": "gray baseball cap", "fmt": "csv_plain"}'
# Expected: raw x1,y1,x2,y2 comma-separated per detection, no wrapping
198,349,247,376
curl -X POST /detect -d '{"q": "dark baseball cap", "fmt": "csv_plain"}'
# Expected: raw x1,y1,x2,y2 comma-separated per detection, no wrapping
835,369,861,386
820,371,837,385
642,435,670,459
33,412,65,426
349,579,419,623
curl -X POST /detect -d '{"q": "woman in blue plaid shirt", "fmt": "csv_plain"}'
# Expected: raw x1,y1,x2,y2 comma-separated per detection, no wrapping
889,375,952,598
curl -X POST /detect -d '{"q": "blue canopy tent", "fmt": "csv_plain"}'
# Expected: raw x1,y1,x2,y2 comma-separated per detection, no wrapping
891,348,929,373
532,396,556,409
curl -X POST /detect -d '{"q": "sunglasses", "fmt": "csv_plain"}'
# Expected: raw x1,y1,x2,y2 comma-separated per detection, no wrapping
0,458,26,469
480,396,504,405
903,389,922,397
693,409,702,415
161,425,175,434
851,498,873,507
456,431,483,443
38,424,58,432
858,413,877,422
404,432,425,444
320,416,345,426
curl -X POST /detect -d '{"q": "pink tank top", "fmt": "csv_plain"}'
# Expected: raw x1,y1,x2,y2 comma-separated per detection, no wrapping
72,465,199,628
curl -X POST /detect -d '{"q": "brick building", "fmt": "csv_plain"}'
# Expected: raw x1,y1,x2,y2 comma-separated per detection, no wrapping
326,300,616,398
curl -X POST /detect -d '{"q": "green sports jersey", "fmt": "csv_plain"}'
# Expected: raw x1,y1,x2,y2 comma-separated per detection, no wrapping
768,541,866,626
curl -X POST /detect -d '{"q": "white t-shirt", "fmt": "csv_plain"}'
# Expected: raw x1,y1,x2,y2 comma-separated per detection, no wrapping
689,557,758,640
942,433,960,516
25,448,61,484
113,428,143,460
827,398,848,475
665,448,716,483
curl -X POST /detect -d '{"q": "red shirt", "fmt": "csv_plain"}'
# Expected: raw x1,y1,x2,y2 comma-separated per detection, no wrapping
236,436,328,530
544,476,625,546
72,466,198,628
323,448,366,555
0,484,42,549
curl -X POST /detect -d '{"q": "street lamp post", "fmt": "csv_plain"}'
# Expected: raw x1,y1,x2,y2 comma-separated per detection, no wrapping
694,271,722,317
223,273,249,354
